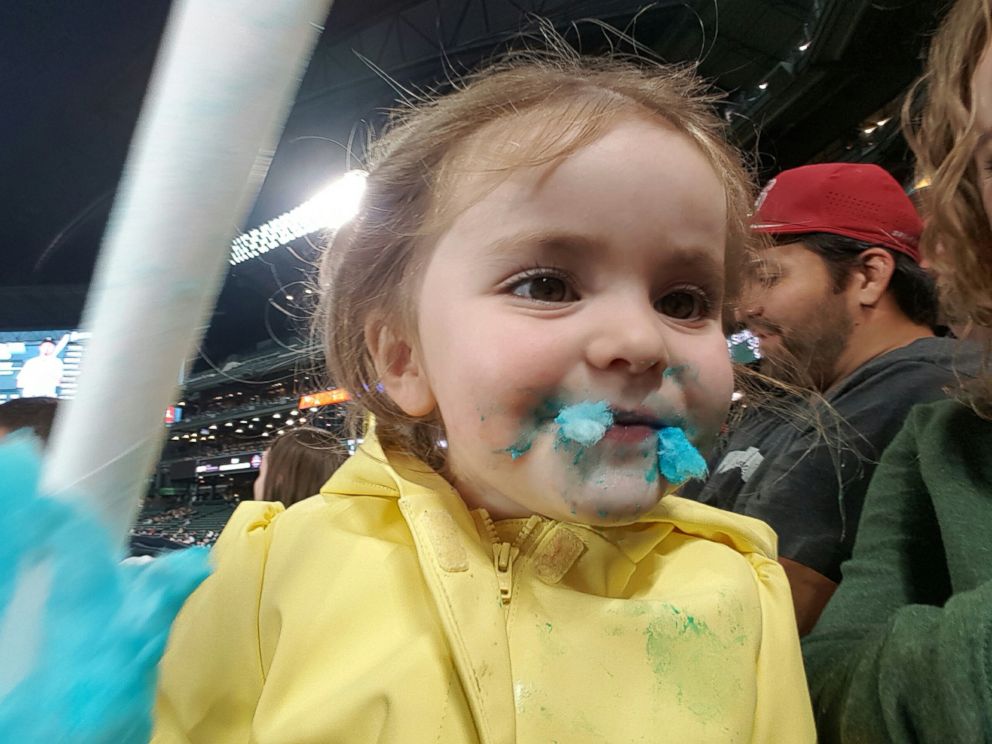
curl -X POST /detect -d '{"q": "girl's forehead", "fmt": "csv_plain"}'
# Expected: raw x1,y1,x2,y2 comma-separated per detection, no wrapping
449,103,676,168
432,107,700,227
427,117,727,272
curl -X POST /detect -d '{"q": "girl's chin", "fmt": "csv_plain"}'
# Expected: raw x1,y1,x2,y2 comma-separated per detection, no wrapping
563,501,660,526
550,480,667,525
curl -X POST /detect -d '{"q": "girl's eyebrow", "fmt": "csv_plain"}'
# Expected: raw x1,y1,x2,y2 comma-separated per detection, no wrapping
482,230,724,276
482,230,601,258
663,247,725,277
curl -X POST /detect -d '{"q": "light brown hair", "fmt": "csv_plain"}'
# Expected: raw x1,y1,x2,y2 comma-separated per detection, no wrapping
318,48,758,469
904,0,992,413
259,426,347,506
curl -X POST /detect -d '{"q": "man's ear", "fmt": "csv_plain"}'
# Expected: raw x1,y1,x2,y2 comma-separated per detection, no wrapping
365,316,436,417
853,247,896,306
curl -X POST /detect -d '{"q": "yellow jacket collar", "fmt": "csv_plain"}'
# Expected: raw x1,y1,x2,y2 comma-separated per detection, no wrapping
323,430,778,562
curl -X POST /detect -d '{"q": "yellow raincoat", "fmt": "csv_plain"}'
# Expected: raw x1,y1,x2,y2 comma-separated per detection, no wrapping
153,433,815,743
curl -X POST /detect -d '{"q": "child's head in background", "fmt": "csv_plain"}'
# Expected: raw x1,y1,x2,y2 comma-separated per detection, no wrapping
253,426,347,506
319,50,757,525
0,397,59,444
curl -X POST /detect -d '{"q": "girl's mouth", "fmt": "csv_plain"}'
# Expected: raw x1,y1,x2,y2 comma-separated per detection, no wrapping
605,411,666,443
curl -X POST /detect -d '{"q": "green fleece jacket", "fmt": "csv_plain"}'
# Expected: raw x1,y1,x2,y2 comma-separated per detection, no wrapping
803,399,992,742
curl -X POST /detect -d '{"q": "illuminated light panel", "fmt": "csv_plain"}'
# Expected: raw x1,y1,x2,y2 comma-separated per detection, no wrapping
298,387,351,409
229,170,368,265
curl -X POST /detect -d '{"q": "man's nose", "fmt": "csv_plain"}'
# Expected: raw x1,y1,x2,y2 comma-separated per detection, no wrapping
736,290,762,323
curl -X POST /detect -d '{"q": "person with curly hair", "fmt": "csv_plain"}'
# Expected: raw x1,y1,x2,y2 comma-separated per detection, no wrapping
803,1,992,741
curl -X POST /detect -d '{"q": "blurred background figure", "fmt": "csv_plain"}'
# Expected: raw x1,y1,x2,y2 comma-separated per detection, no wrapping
253,425,347,506
683,163,975,636
803,1,992,741
0,396,59,443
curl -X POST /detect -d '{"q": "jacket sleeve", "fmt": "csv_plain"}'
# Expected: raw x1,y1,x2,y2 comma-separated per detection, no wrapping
748,554,817,742
151,501,285,744
802,409,992,743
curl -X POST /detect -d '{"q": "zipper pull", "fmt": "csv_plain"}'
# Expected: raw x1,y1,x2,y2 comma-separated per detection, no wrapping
493,541,519,605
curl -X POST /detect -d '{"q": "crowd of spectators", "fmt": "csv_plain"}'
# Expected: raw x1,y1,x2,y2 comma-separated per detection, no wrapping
130,504,232,546
179,383,300,422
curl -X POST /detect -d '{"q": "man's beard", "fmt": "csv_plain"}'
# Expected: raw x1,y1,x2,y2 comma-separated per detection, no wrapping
755,297,854,391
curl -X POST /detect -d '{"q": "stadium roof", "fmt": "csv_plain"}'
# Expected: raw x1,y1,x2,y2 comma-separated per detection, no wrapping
1,0,946,367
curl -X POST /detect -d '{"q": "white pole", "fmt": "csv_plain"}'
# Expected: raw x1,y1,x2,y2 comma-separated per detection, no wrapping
40,0,335,549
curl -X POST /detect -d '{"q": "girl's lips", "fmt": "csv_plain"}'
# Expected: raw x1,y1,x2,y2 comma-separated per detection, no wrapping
603,424,656,443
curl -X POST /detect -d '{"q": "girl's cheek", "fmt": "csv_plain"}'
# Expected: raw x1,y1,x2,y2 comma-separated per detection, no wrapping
689,357,734,434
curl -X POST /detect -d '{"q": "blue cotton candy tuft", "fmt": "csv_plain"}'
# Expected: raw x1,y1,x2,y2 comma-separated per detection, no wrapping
555,401,614,446
0,430,210,743
656,427,708,485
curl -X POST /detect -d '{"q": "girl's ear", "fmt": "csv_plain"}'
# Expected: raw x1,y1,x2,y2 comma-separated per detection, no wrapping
366,317,436,417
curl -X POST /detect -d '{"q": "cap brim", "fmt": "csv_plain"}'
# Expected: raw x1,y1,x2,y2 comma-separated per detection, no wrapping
750,222,818,234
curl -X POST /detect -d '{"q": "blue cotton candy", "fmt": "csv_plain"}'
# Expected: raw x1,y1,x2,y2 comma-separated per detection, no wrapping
656,426,708,485
555,400,614,446
0,430,210,743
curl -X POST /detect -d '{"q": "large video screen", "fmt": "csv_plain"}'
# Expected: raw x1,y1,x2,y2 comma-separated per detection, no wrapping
0,330,91,403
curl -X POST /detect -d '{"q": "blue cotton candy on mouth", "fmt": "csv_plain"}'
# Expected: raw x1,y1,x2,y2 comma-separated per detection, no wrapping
657,427,708,485
555,400,614,446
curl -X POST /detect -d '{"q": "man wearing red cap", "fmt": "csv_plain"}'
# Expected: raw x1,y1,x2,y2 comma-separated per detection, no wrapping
683,163,979,635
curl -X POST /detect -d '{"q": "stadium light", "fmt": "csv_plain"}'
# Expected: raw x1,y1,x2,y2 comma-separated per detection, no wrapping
229,169,368,265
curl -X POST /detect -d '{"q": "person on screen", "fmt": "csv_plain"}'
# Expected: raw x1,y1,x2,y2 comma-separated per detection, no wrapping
16,334,70,398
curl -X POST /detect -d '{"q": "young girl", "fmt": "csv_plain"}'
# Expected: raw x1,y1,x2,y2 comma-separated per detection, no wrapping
153,52,815,743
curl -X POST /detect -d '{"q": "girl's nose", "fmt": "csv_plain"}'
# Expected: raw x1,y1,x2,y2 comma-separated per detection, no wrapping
585,299,670,375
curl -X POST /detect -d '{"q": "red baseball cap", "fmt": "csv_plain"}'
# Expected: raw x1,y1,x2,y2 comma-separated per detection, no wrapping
750,163,923,263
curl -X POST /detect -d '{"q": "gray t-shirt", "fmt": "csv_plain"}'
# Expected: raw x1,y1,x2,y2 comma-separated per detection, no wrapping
681,337,980,583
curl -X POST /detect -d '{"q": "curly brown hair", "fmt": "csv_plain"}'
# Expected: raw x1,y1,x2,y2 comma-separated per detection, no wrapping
903,0,992,413
317,48,758,469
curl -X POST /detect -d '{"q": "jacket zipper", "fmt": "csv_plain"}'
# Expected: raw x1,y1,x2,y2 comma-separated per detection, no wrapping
479,511,543,605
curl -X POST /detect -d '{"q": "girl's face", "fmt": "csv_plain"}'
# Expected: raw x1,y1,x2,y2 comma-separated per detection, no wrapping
389,115,733,524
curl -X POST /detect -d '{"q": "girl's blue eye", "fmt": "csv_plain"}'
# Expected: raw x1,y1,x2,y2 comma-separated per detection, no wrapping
656,288,710,320
510,275,576,303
